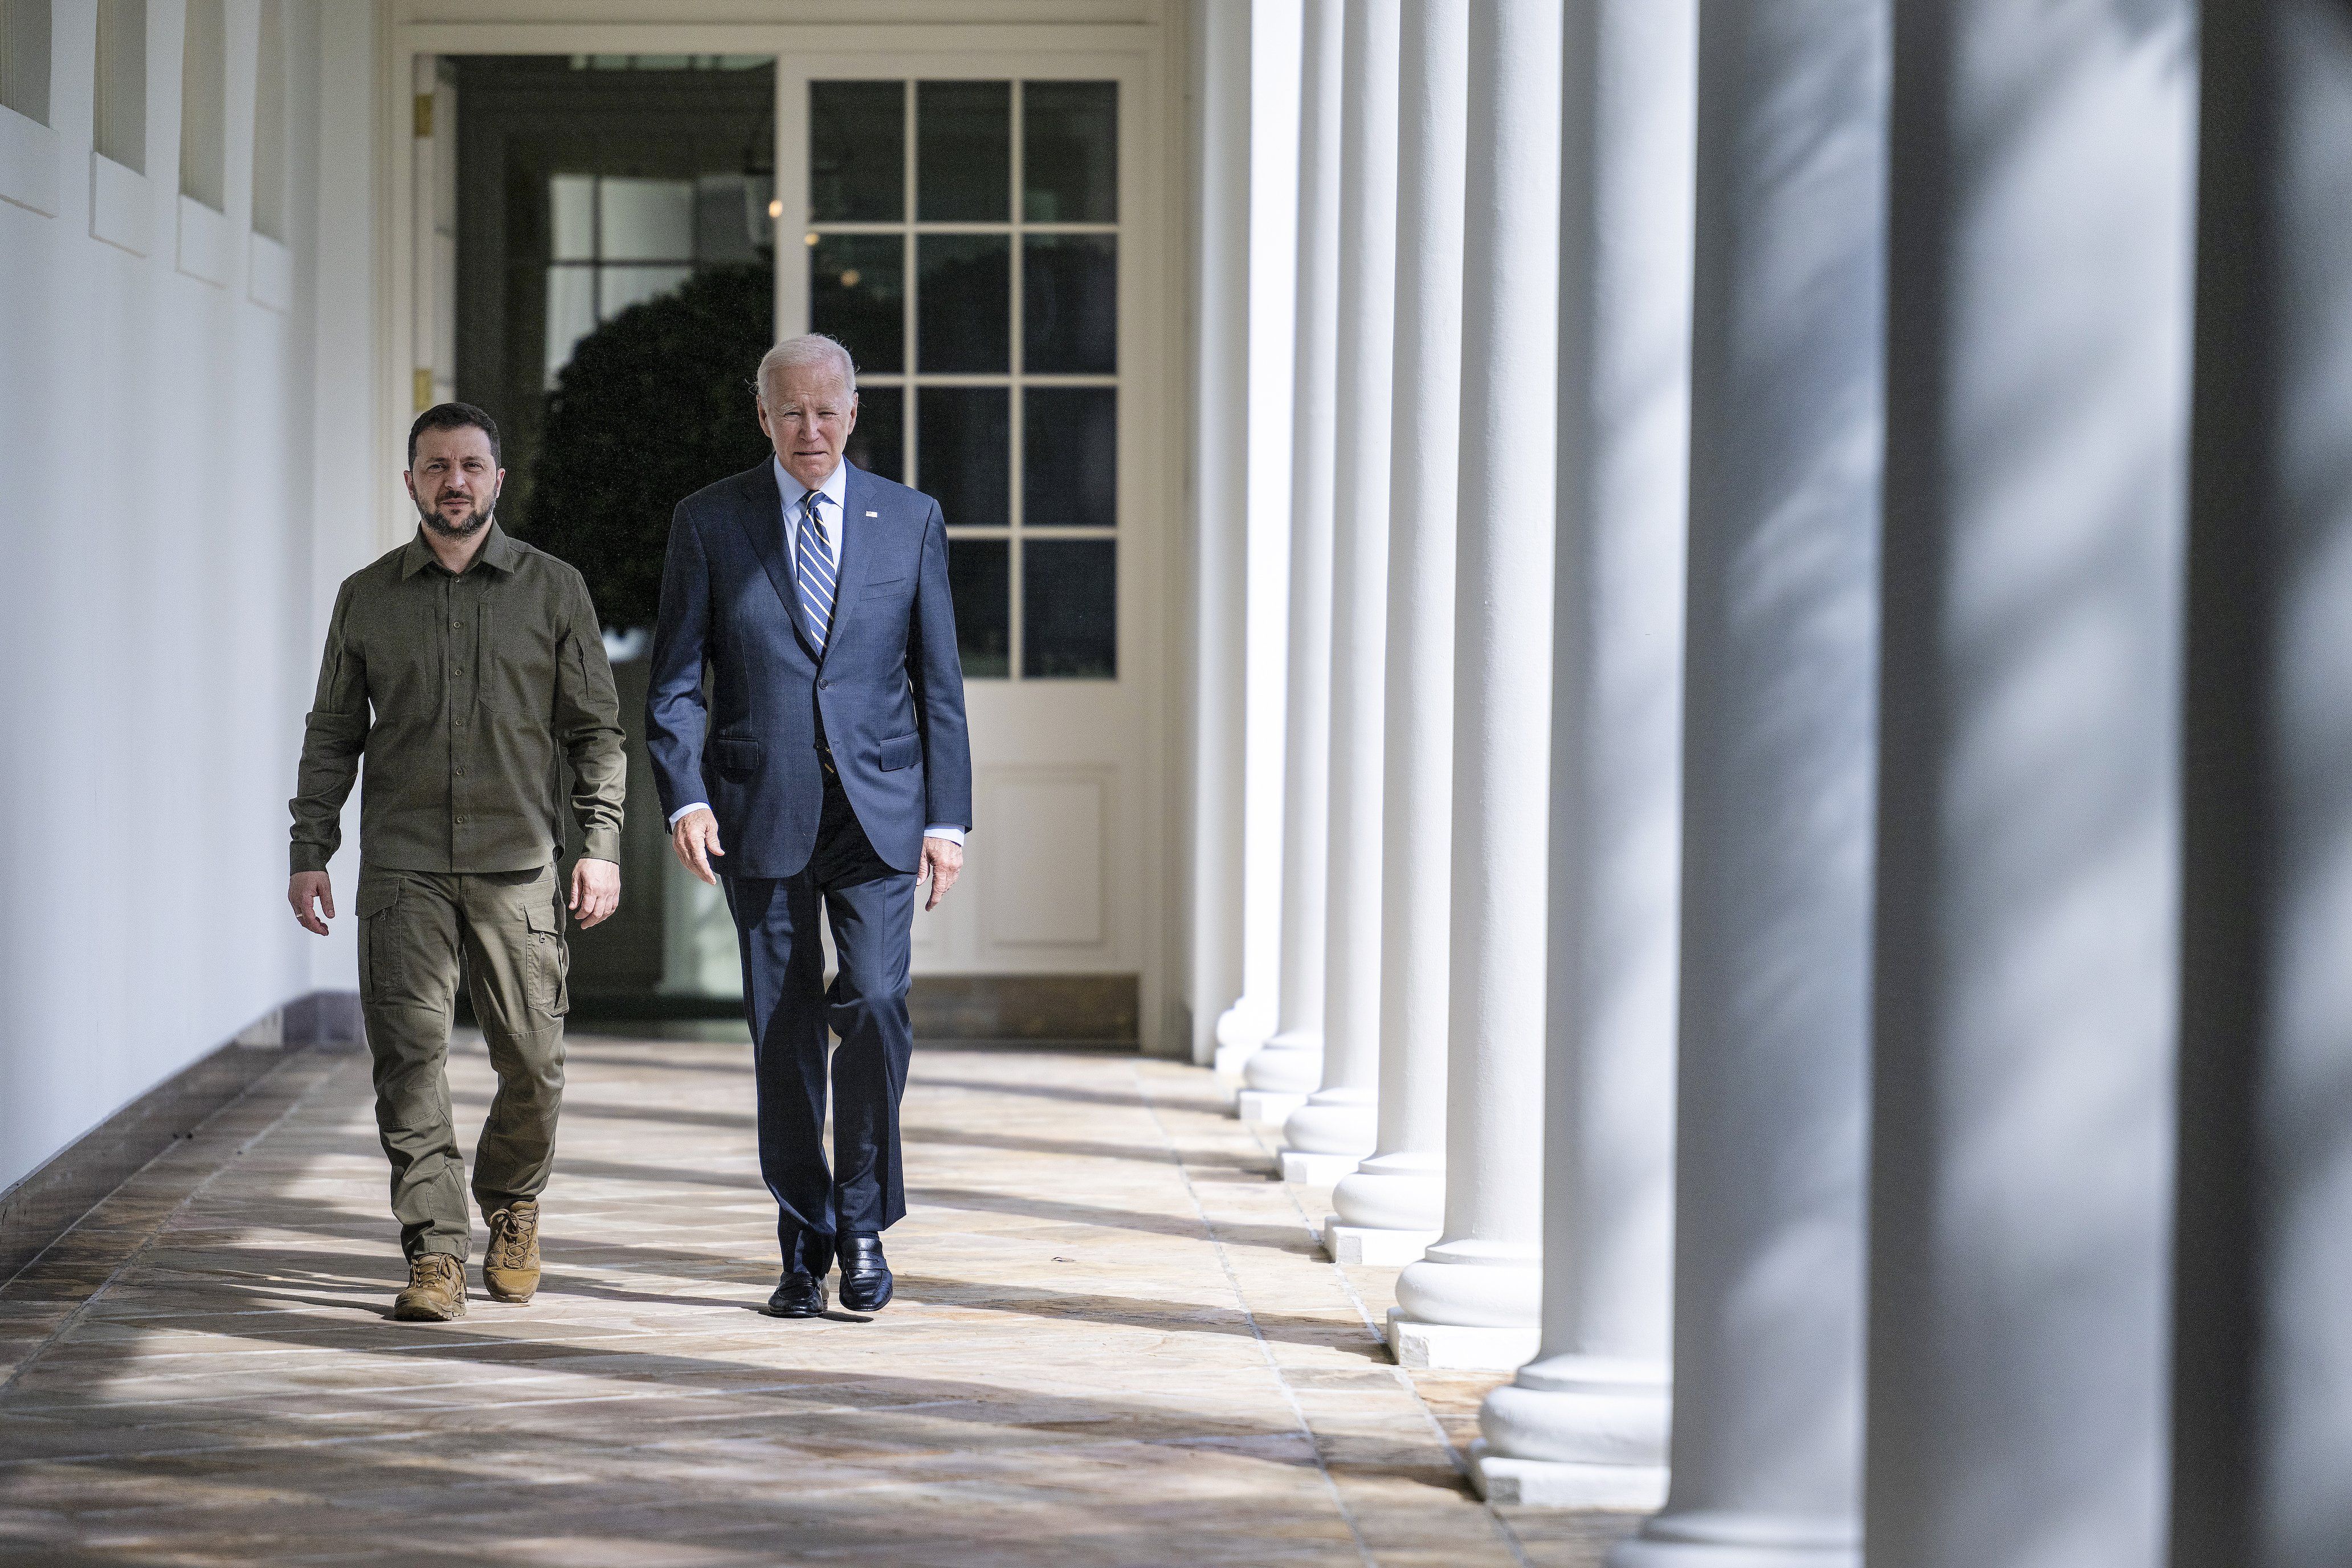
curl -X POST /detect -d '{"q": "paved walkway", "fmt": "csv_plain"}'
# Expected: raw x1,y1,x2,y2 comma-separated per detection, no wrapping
0,1035,1639,1566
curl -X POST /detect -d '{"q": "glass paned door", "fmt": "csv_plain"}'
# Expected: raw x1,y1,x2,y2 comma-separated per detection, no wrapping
779,55,1149,1008
805,79,1119,681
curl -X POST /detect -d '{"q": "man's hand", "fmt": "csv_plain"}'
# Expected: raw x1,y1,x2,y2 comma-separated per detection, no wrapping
289,872,334,936
920,835,964,912
672,808,726,885
571,858,621,929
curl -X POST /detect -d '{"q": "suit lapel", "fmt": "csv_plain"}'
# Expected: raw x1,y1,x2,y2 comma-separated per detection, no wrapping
730,461,821,660
820,464,874,662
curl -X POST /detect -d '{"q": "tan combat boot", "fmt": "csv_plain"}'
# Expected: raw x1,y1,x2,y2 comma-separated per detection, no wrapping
390,1253,467,1321
482,1199,542,1304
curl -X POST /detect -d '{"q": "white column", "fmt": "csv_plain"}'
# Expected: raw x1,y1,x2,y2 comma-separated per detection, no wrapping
1211,0,1304,1081
1279,0,1400,1183
2171,8,2352,1565
1386,0,1564,1374
1608,5,1885,1559
1865,5,2194,1566
1238,0,1344,1125
1187,0,1253,1065
1325,0,1469,1267
1472,0,1694,1511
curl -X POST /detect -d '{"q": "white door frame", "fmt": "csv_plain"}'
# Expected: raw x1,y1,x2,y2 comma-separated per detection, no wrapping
374,5,1187,1052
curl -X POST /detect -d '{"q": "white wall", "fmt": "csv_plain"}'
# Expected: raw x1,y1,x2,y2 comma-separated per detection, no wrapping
0,0,378,1194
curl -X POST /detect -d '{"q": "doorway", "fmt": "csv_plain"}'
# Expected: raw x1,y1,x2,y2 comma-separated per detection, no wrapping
403,31,1169,1047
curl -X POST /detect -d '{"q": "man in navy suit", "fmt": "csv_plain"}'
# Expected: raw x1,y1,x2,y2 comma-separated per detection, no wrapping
647,333,972,1318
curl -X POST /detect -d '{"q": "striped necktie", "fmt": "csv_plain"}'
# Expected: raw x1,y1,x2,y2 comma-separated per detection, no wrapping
795,490,835,655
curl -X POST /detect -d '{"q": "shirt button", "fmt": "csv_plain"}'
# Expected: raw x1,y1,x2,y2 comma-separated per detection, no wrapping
450,620,459,631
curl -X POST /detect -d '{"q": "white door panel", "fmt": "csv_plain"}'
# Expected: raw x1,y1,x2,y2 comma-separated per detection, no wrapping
778,59,1155,991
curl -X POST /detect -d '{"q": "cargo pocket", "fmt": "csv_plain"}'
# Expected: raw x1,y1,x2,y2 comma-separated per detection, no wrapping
357,877,405,1004
525,899,570,1019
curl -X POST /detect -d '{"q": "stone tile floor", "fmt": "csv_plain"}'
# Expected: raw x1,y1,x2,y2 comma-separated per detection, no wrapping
0,1035,1641,1566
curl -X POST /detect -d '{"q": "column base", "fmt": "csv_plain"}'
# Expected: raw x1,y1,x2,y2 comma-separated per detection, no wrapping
1281,1091,1378,1158
1607,1515,1857,1568
1320,1219,1440,1264
1242,1028,1324,1095
1236,1089,1309,1126
1279,1149,1362,1185
1386,1306,1541,1371
1469,1442,1669,1510
1331,1157,1446,1234
1211,999,1273,1084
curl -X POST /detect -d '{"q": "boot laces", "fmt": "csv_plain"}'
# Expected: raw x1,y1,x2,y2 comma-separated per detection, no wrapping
487,1204,539,1268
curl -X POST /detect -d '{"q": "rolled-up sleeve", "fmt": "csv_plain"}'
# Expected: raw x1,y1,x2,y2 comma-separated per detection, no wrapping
289,582,368,875
554,571,628,864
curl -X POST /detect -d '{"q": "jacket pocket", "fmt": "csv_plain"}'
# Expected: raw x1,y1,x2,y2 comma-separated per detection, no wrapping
710,735,763,779
877,730,921,772
862,574,908,598
524,899,570,1018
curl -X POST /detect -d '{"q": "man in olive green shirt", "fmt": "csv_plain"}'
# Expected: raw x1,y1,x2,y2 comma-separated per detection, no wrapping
288,403,625,1322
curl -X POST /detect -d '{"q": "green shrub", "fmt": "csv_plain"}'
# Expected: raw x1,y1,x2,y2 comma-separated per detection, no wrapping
526,263,773,631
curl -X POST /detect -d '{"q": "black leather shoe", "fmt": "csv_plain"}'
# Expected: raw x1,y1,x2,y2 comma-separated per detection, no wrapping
838,1233,893,1313
764,1270,827,1318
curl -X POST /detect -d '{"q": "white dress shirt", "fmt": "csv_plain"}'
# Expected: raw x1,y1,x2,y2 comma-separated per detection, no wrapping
668,456,966,849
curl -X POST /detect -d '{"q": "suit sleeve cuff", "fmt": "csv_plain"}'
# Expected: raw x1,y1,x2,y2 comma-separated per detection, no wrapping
289,843,332,875
668,802,711,828
923,825,965,847
581,828,624,864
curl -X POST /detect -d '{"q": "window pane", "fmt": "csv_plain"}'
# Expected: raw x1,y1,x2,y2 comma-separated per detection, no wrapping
599,176,695,260
1023,387,1114,528
550,173,595,260
917,234,1010,373
93,0,146,171
917,80,1009,221
1023,538,1115,679
1023,235,1116,373
845,384,904,483
948,536,1010,679
694,173,770,264
1,0,56,124
1023,81,1116,223
811,80,904,221
250,0,287,236
544,266,597,385
918,387,1009,527
812,233,906,374
598,263,692,320
179,0,226,210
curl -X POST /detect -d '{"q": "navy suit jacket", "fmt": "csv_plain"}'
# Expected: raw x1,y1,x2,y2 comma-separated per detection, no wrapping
646,459,973,879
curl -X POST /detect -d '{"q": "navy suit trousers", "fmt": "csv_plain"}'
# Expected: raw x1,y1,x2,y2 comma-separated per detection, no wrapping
723,767,915,1276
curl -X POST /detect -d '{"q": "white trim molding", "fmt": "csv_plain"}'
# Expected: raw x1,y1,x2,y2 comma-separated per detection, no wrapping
0,102,58,215
176,191,230,283
248,228,290,310
89,149,150,254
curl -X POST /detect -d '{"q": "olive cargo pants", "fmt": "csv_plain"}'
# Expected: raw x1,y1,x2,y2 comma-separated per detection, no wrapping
356,863,569,1263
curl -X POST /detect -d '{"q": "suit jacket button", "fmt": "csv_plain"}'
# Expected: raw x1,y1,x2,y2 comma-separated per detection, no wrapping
818,679,830,689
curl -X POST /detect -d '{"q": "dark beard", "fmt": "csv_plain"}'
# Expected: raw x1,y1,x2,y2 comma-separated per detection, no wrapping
418,498,493,540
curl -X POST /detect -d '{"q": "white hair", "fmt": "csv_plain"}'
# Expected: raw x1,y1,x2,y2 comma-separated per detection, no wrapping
757,334,858,403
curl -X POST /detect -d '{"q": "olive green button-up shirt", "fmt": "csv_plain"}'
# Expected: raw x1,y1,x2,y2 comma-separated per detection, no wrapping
289,524,626,875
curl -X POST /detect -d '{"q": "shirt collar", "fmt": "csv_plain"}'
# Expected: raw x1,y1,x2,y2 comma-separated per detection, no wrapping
399,519,522,579
773,455,851,518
